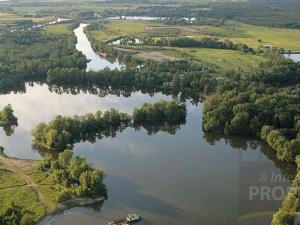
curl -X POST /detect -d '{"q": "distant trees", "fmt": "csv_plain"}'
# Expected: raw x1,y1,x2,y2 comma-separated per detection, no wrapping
142,37,255,53
0,104,18,136
203,63,300,163
0,27,87,93
46,59,213,102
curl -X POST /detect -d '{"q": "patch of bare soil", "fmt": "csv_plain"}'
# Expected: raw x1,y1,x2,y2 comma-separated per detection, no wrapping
180,27,203,34
135,51,178,62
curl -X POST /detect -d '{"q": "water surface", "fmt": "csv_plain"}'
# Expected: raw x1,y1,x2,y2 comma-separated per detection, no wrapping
0,23,293,225
284,53,300,62
74,24,123,71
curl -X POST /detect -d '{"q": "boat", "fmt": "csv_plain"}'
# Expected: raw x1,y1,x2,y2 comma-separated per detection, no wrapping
108,213,141,225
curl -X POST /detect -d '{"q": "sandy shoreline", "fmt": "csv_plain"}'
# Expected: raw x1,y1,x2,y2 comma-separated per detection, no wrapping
37,196,106,225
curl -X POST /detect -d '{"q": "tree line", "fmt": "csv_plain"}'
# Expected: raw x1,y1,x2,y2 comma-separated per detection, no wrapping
46,59,214,102
32,100,187,151
203,62,300,163
0,27,87,93
141,37,255,54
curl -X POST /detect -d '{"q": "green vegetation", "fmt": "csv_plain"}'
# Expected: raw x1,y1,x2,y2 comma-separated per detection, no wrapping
0,24,86,94
133,100,186,124
203,62,300,162
0,152,106,225
173,48,266,72
271,155,300,225
38,150,106,200
194,21,300,51
0,12,49,33
1,1,300,224
46,59,212,101
32,100,187,151
0,156,48,225
0,104,18,136
141,37,255,53
86,20,147,42
32,109,131,151
85,19,297,73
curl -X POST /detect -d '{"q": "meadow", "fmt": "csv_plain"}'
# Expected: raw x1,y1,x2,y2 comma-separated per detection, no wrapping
0,155,59,223
192,21,300,51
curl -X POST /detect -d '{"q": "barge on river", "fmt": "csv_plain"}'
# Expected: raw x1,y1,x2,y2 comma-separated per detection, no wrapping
108,213,141,225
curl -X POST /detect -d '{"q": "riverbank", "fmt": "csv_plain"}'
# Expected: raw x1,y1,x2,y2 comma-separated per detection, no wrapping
36,196,105,225
0,153,105,224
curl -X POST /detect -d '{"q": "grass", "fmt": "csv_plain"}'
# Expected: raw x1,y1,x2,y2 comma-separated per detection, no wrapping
0,156,59,222
26,170,49,183
88,20,147,42
0,186,47,222
192,21,300,51
0,171,26,189
162,48,266,72
45,23,73,35
0,12,51,33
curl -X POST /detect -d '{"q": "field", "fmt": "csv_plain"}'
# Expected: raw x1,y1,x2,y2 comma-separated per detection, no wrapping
192,21,300,51
87,20,159,42
0,12,51,32
158,47,266,72
87,20,272,71
0,154,59,223
44,23,73,35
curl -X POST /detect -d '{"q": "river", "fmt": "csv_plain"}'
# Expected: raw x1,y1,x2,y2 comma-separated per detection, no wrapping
284,53,300,62
0,24,294,225
74,24,123,71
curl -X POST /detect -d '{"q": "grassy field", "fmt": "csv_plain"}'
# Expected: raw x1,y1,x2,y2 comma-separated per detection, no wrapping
88,20,269,71
160,48,266,72
44,23,73,35
88,20,147,42
192,21,300,51
0,155,59,223
0,12,51,33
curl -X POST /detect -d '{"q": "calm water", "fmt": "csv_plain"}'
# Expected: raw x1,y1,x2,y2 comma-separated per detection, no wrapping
74,24,123,71
0,24,294,225
105,16,166,21
284,53,300,62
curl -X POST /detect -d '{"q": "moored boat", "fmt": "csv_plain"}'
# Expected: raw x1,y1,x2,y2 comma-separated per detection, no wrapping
108,213,141,225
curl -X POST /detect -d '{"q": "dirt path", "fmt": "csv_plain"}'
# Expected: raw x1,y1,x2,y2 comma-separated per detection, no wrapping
0,156,51,211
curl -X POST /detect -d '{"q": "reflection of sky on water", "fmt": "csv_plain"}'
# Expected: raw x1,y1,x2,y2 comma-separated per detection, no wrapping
0,83,170,159
284,53,300,62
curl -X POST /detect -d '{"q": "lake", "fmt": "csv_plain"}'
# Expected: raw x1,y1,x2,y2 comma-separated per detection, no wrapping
0,23,294,225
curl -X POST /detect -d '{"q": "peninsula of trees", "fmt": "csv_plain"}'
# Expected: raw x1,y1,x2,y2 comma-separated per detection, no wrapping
32,100,187,151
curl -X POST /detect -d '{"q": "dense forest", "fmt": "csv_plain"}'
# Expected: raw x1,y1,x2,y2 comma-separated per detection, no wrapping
46,59,214,102
203,62,300,163
0,28,86,93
